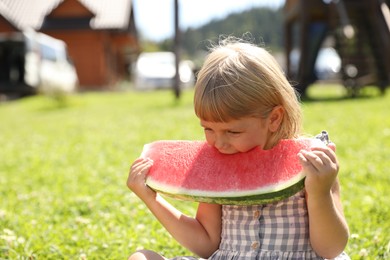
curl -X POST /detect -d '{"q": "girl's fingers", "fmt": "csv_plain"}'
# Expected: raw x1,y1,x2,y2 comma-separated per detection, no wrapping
138,161,153,174
310,146,338,164
298,152,317,172
130,158,153,175
299,149,336,172
131,157,153,168
299,150,324,171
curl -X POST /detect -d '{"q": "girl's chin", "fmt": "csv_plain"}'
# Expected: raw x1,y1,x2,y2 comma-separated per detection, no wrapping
217,149,239,155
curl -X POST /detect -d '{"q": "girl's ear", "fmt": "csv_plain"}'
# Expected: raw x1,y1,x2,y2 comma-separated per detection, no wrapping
268,106,284,132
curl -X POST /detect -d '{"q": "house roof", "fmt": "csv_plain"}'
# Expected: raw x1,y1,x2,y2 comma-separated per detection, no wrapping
80,0,132,29
0,0,132,31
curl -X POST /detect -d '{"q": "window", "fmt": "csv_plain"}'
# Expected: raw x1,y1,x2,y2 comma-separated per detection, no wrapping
39,43,57,61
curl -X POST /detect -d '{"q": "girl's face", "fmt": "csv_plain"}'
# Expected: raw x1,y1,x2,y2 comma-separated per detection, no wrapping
200,116,272,154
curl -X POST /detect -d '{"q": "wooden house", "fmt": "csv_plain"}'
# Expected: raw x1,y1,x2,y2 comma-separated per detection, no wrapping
0,0,140,90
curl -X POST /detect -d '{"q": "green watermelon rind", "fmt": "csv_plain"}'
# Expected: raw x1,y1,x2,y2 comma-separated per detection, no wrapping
147,177,306,205
146,169,306,197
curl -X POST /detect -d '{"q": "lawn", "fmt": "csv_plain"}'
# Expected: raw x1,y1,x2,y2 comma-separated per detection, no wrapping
0,84,389,259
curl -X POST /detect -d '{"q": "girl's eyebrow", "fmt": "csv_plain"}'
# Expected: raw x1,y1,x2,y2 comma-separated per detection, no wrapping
200,120,210,127
200,123,210,129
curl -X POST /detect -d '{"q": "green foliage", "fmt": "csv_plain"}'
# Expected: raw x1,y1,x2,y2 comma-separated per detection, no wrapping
0,85,389,259
139,40,163,53
181,7,283,56
151,7,283,58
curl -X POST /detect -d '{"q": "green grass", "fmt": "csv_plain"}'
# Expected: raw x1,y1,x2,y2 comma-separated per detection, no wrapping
0,84,389,259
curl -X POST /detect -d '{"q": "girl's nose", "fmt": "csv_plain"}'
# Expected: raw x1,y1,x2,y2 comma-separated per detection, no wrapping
214,136,227,150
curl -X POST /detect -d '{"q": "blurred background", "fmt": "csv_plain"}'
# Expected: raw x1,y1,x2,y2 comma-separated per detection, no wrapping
0,0,389,98
1,1,389,258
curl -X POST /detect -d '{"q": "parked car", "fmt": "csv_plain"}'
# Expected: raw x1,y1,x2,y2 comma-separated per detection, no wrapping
133,52,195,90
0,29,78,96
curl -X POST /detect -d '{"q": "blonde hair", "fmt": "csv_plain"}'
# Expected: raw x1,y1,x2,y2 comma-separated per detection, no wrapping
194,37,302,147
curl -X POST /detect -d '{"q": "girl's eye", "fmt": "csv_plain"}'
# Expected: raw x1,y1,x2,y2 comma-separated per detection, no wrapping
227,130,241,135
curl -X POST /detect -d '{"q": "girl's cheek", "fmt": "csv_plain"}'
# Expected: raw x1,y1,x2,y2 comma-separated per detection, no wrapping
204,132,214,146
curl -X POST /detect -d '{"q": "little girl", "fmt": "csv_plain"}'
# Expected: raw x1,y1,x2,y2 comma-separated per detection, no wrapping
127,37,350,260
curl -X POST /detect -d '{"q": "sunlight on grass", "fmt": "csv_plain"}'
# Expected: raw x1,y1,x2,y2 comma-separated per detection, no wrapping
1,85,389,258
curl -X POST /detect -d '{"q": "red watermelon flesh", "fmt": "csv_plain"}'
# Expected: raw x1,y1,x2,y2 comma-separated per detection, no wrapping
142,138,324,205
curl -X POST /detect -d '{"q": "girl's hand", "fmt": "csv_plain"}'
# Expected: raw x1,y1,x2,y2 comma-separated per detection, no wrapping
298,143,339,198
127,158,156,200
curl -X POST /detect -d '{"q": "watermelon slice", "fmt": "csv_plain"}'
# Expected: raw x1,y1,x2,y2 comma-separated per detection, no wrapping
142,138,325,205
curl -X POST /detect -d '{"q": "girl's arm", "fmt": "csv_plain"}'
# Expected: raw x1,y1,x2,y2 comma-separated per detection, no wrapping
298,145,349,258
127,158,222,258
306,178,349,258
